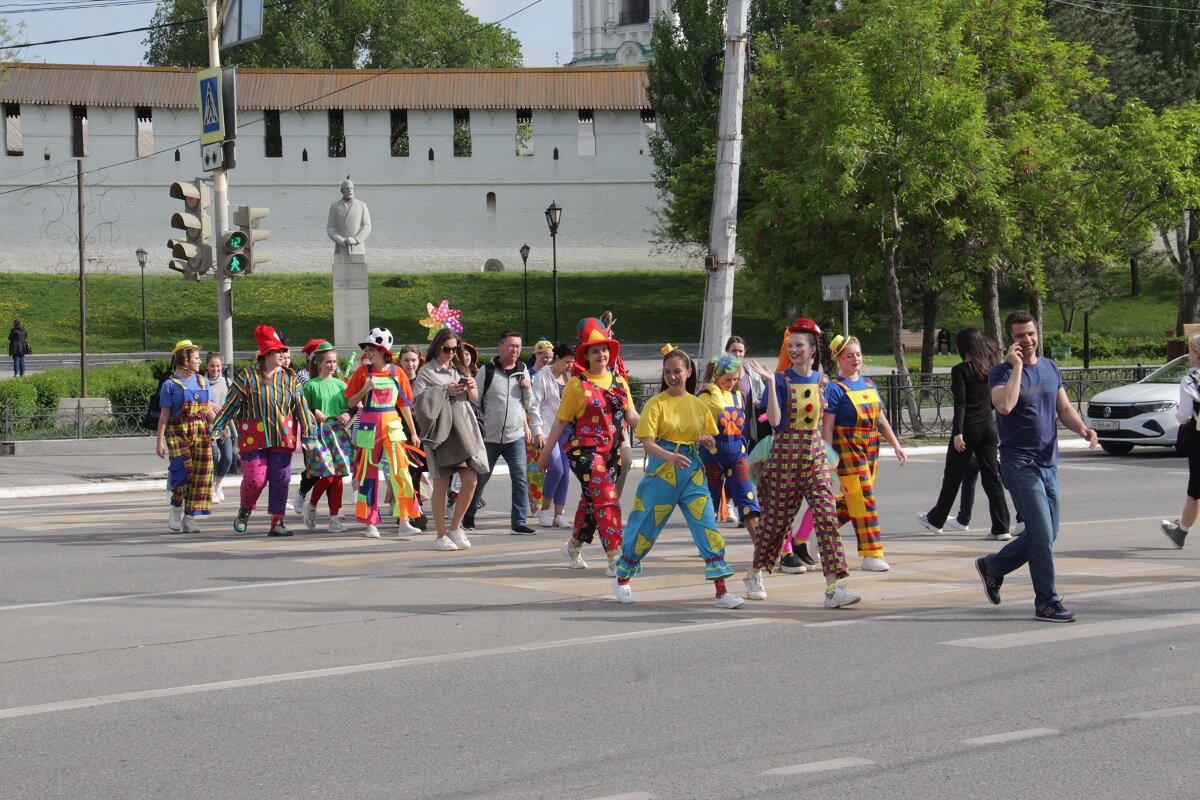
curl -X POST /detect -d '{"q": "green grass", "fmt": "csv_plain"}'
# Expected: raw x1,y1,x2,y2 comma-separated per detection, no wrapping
0,271,783,354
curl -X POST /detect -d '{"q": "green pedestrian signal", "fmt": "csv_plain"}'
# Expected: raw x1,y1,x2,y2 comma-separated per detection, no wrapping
219,228,250,277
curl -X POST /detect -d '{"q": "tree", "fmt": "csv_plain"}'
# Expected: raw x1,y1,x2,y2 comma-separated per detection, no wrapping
144,0,522,69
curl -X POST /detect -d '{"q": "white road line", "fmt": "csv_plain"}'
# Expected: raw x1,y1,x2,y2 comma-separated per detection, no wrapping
0,618,771,720
1068,581,1200,600
961,728,1059,745
0,576,364,612
763,757,874,776
944,612,1200,650
1126,705,1200,720
583,794,655,800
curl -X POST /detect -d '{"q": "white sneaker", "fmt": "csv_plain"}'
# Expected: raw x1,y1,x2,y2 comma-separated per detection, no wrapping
987,530,1013,541
560,542,587,569
824,582,862,608
181,515,200,533
537,509,555,527
213,484,224,504
365,524,381,539
916,511,943,535
328,516,346,533
302,502,317,530
604,561,617,578
945,517,970,532
861,556,890,572
612,578,633,604
291,490,305,515
553,514,570,528
743,572,767,601
715,592,745,609
448,528,472,549
1012,521,1025,536
397,520,421,535
434,536,459,551
167,505,183,532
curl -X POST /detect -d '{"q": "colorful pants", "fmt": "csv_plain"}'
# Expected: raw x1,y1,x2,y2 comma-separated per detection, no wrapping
566,443,623,553
311,476,344,515
754,431,848,578
240,447,294,517
616,441,732,581
353,412,414,525
166,414,213,517
701,444,760,519
833,426,883,558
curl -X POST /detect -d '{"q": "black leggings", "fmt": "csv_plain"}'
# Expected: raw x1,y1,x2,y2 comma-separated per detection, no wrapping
926,423,1010,535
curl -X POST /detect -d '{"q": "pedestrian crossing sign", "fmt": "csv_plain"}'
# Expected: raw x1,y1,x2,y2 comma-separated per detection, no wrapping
198,67,225,145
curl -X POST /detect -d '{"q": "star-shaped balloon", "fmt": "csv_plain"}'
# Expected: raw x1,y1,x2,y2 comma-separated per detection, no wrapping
419,299,464,341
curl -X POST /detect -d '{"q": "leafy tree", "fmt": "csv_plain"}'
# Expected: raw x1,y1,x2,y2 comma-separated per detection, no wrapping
145,0,522,69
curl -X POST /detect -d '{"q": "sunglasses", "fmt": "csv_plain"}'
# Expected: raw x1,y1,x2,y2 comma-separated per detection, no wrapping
441,345,460,354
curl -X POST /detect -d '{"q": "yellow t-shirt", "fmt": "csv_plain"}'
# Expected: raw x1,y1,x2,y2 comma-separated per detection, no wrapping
701,384,733,422
634,392,718,444
556,371,632,422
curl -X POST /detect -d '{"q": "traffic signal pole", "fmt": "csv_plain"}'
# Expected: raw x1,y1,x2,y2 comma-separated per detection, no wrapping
207,0,234,373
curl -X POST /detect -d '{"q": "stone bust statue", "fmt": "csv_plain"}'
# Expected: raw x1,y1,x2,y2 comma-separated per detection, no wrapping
326,176,372,255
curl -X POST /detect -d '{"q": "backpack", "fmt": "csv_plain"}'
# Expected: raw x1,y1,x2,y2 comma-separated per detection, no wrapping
479,359,527,414
141,376,170,432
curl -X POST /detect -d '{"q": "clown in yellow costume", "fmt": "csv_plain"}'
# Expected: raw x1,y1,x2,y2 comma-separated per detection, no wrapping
612,346,744,609
821,334,907,572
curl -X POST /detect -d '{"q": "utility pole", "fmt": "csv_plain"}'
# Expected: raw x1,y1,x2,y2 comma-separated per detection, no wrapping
77,159,87,398
207,0,234,374
698,0,750,364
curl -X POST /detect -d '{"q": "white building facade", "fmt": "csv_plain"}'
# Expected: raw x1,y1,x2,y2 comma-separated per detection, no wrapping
570,0,679,67
0,64,676,275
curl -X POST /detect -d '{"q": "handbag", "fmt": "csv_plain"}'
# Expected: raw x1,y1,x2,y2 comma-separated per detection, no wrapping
1178,413,1200,456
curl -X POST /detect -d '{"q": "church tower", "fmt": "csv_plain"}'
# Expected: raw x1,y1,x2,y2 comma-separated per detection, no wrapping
569,0,679,67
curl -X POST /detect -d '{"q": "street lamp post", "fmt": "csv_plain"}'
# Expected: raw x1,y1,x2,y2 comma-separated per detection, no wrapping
519,243,531,343
135,246,148,352
544,201,562,343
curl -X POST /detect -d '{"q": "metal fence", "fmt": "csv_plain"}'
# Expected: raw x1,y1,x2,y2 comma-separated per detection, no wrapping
878,366,1153,437
1,403,148,441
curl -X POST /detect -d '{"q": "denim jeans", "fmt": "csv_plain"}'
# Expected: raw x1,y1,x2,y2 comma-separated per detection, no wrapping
469,438,529,527
212,435,235,481
987,458,1061,608
12,355,24,376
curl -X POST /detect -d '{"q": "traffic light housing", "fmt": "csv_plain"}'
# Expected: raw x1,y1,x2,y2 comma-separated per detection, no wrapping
220,205,270,277
167,180,212,280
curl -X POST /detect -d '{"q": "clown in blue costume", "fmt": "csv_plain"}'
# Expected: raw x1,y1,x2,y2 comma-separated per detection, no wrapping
698,353,761,540
612,346,745,609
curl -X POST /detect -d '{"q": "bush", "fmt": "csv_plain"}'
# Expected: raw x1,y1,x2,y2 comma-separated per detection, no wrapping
0,378,38,410
27,370,80,410
100,374,158,409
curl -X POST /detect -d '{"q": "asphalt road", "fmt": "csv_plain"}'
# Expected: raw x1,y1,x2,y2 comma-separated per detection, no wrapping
1,447,1197,799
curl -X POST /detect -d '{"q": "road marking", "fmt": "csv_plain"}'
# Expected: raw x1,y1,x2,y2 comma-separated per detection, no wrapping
0,618,770,720
944,612,1200,649
763,757,874,775
961,728,1059,745
1068,581,1200,600
0,576,364,612
583,794,654,800
1126,705,1200,720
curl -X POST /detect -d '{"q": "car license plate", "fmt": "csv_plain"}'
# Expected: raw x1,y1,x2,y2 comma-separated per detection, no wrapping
1091,419,1119,431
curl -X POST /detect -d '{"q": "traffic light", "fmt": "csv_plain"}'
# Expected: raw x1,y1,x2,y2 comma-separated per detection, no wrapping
167,180,212,280
220,205,270,277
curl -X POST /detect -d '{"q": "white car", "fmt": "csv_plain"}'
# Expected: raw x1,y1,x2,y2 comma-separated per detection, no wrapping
1085,355,1190,455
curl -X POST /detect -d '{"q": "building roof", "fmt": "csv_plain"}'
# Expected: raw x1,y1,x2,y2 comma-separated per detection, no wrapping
0,63,651,111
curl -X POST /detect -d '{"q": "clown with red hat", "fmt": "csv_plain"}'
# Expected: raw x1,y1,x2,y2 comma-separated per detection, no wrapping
537,317,640,574
212,325,318,537
743,318,861,609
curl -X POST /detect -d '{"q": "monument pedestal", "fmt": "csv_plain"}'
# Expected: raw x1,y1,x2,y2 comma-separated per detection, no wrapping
332,253,370,352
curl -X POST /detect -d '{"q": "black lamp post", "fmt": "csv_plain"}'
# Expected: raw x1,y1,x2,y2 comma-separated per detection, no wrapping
135,246,148,352
544,201,562,343
520,243,531,343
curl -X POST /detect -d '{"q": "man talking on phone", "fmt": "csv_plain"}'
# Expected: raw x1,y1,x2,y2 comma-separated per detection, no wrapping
975,310,1098,622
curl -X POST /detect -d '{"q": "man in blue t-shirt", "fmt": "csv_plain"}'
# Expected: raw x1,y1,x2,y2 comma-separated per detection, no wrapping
976,311,1097,623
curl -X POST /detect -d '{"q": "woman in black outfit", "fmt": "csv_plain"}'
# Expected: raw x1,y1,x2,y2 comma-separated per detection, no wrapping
917,328,1011,539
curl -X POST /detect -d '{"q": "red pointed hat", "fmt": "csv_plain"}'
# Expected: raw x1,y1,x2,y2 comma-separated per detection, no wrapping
253,325,289,358
574,317,620,370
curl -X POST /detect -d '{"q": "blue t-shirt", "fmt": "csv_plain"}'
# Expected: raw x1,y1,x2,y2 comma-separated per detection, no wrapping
824,375,881,428
988,358,1062,466
159,373,208,420
772,369,823,433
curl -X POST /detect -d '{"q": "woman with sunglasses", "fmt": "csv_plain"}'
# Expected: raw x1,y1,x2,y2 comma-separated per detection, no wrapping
411,327,489,551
